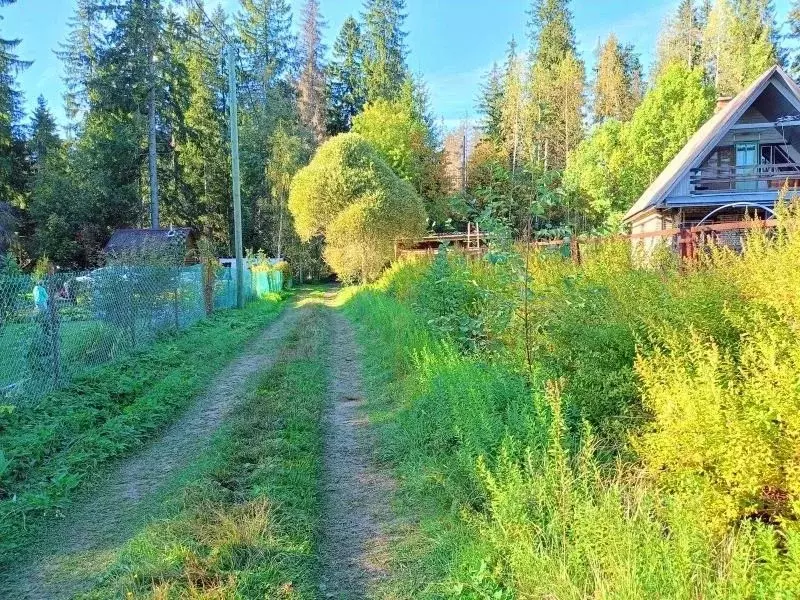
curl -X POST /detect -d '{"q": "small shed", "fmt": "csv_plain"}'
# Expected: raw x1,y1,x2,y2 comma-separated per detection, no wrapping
103,227,198,265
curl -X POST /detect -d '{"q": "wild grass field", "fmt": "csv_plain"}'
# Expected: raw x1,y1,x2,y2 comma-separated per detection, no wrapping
342,207,800,598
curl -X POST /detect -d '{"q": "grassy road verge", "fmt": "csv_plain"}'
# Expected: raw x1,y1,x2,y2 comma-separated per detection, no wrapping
341,288,497,599
0,297,285,566
77,306,328,599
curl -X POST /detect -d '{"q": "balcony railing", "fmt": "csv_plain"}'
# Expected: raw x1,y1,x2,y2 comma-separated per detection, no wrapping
690,162,800,193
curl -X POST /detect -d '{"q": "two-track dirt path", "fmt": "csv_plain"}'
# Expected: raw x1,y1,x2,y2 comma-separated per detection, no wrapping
317,308,396,600
2,291,397,600
1,300,306,600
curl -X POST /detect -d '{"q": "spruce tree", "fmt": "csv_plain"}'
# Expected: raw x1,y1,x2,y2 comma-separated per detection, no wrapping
238,0,295,98
594,35,639,122
165,1,229,245
327,16,366,134
28,96,60,169
528,0,577,69
362,0,409,102
478,63,504,143
237,0,301,251
500,39,525,169
0,0,30,207
58,0,100,137
527,0,584,170
622,44,645,107
654,0,702,77
298,0,327,145
702,0,777,95
789,0,800,77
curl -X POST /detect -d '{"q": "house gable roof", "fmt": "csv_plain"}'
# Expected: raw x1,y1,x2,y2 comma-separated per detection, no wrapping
623,65,800,223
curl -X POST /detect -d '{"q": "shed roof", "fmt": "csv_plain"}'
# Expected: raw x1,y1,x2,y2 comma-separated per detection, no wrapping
623,65,800,223
104,227,195,261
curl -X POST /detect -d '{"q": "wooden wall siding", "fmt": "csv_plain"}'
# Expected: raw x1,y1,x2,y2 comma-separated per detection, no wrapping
718,128,790,146
739,105,770,124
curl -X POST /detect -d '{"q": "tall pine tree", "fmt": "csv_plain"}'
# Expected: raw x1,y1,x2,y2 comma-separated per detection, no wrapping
654,0,703,77
702,0,777,95
238,0,303,251
478,63,504,142
529,0,577,69
297,0,327,145
327,16,366,134
238,0,295,98
169,1,229,247
0,0,29,207
58,0,100,138
528,0,584,169
363,0,408,102
28,96,60,170
593,35,640,122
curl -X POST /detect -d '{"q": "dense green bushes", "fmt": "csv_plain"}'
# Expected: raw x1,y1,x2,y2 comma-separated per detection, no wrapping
344,209,800,597
288,133,427,282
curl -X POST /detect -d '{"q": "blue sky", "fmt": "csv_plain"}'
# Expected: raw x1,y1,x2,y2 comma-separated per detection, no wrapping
3,0,794,132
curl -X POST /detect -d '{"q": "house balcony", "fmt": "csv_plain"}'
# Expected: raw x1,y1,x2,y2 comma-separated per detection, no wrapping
690,163,800,195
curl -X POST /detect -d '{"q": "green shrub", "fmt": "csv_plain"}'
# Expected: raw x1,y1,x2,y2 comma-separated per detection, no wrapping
635,207,800,531
342,208,800,597
288,133,427,282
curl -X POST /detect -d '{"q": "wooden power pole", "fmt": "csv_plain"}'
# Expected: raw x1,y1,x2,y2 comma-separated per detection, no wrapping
227,44,245,309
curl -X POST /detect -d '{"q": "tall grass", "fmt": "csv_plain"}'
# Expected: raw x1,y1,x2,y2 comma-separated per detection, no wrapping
343,207,800,598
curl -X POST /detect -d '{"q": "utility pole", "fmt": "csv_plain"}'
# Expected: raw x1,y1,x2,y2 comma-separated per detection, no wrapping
147,0,159,230
461,122,468,193
227,44,245,309
148,85,159,229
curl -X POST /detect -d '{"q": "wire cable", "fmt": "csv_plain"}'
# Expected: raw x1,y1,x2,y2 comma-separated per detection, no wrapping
188,0,232,47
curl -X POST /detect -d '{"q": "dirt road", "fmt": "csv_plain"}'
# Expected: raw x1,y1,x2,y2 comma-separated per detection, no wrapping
2,302,304,600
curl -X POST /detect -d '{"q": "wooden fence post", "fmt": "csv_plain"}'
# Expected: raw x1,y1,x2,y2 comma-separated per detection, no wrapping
570,237,581,265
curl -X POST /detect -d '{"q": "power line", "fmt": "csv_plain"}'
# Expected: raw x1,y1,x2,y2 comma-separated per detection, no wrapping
188,0,232,47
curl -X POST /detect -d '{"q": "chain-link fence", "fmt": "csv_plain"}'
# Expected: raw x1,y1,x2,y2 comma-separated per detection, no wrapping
0,264,212,404
213,266,283,309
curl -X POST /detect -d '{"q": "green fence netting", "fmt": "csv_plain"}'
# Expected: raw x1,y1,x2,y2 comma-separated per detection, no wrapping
1,263,286,404
252,270,283,296
1,265,201,404
213,266,272,309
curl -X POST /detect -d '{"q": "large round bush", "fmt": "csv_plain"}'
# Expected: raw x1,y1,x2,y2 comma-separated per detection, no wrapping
288,133,427,282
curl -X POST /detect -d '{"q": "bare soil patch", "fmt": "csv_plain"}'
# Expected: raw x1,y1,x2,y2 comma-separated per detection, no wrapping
318,309,396,599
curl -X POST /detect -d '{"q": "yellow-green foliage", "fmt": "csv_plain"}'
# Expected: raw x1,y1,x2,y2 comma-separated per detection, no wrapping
637,206,800,531
344,280,800,598
351,99,427,183
343,209,800,596
288,133,427,282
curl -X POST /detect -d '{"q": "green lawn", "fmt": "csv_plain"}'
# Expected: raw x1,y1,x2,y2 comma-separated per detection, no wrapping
0,319,110,390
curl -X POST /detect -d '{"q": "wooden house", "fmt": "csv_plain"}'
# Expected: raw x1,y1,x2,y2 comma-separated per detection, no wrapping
624,65,800,234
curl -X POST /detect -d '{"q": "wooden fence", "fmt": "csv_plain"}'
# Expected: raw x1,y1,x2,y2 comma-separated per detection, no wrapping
396,219,779,264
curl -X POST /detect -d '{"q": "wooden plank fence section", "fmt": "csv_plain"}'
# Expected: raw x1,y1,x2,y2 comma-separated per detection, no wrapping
395,218,779,262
